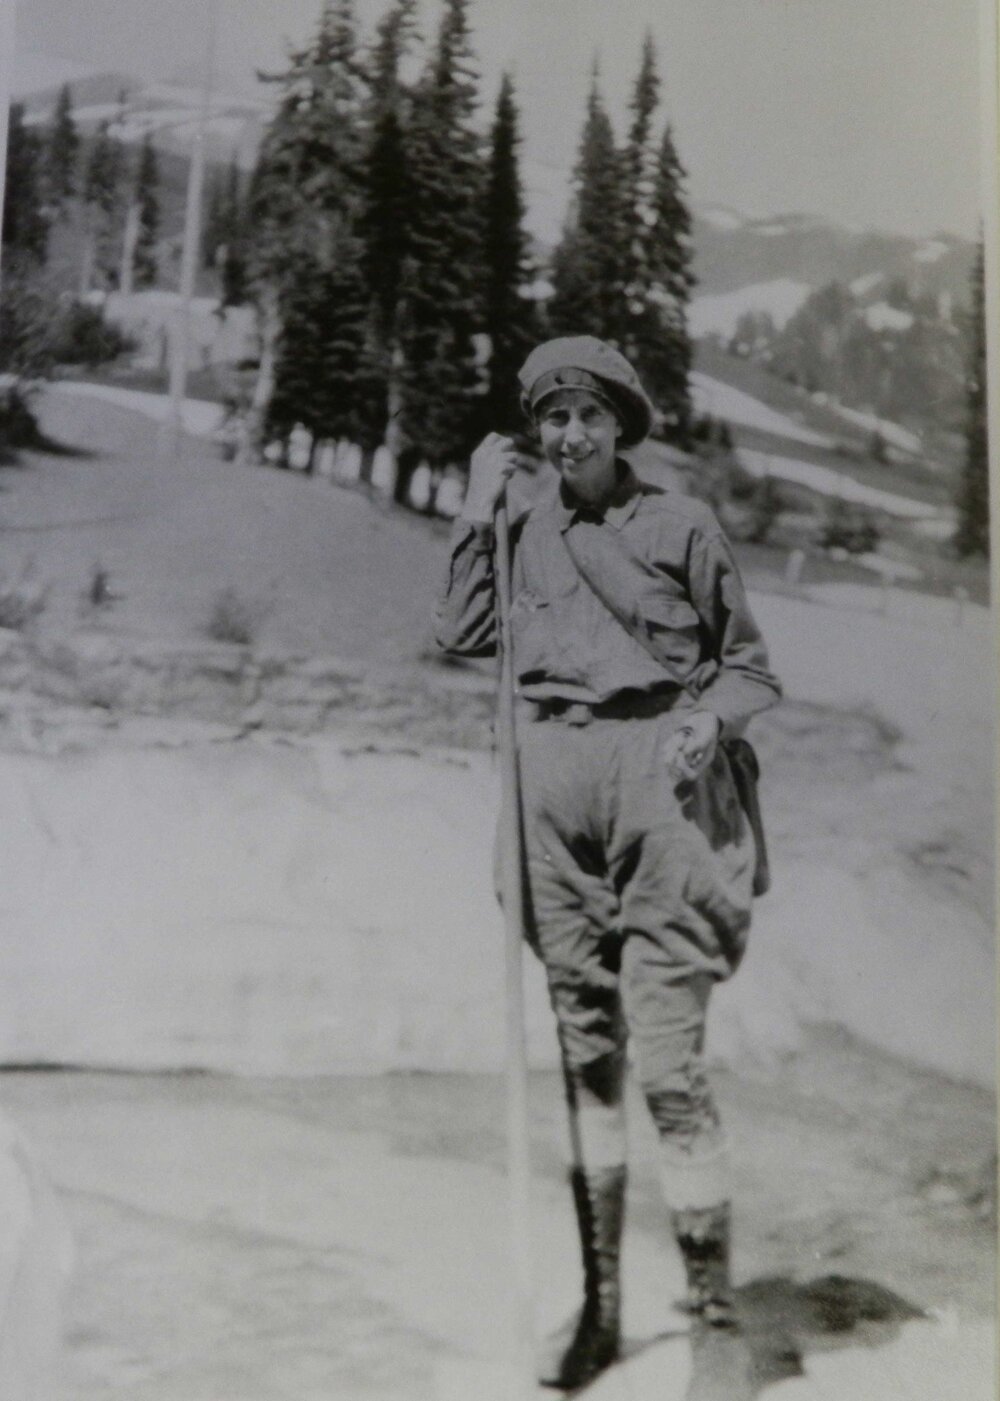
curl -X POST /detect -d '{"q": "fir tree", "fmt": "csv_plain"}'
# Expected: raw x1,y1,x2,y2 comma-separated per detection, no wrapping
955,240,990,557
361,0,418,351
43,84,80,217
548,69,628,343
621,31,659,295
249,0,374,457
617,36,694,442
219,159,249,307
395,0,486,484
634,120,695,440
2,104,49,263
133,132,161,288
81,119,125,290
481,72,536,434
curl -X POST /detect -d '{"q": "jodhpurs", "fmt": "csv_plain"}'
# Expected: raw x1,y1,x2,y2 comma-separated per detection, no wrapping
505,708,755,1184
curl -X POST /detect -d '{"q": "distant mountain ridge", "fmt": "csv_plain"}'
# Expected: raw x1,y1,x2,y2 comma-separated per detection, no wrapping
15,59,976,327
691,206,974,308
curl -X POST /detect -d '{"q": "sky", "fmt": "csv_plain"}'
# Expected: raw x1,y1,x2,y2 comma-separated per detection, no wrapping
13,0,986,243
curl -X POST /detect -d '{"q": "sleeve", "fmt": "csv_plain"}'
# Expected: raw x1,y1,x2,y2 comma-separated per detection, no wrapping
686,525,782,738
433,518,499,658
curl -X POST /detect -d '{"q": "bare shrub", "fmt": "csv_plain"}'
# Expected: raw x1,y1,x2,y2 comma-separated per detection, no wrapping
204,588,266,646
0,562,48,631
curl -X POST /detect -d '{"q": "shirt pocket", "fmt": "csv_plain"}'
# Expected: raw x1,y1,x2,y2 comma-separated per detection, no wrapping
638,593,703,672
509,590,553,680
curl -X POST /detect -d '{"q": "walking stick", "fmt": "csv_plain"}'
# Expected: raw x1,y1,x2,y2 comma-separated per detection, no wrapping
494,492,537,1395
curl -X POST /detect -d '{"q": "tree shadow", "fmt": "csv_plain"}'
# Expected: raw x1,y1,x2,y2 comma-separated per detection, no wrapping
0,435,101,467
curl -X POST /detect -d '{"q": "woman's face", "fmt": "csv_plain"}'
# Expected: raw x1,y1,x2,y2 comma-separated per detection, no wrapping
536,387,621,504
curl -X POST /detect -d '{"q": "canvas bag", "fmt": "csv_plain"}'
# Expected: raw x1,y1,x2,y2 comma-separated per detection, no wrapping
560,525,772,897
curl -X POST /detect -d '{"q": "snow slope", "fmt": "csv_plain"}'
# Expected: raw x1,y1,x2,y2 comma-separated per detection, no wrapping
737,447,943,519
690,372,836,449
689,278,813,339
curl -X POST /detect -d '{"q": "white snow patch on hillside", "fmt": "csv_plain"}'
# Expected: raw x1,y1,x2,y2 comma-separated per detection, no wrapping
850,271,884,296
737,447,941,519
823,404,923,454
864,302,915,332
914,239,949,264
690,373,836,449
698,204,745,230
689,278,812,338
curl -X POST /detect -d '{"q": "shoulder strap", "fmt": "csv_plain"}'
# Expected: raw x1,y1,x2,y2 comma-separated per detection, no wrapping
561,524,701,704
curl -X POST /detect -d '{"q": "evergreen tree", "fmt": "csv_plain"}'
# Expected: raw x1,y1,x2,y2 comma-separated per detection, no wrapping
955,240,990,557
548,69,628,343
43,84,79,217
202,170,227,269
634,119,695,440
249,0,374,458
219,159,249,307
621,31,659,300
133,132,161,287
2,104,49,263
481,72,536,434
361,0,418,352
81,119,125,290
395,0,486,485
617,36,694,442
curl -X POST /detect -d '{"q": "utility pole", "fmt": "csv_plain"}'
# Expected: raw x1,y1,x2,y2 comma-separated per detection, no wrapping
162,0,220,456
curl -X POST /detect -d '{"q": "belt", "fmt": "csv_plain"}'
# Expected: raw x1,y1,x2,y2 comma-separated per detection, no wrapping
527,688,683,726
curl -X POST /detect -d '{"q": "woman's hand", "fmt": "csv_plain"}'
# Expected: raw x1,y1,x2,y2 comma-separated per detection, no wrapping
461,433,524,523
662,711,721,784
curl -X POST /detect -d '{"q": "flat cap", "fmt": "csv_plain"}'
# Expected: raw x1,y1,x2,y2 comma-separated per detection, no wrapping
518,336,655,448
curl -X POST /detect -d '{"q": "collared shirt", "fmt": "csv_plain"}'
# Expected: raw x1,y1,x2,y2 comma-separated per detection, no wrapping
434,463,781,736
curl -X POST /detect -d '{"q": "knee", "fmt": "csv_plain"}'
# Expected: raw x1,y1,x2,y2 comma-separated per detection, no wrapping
643,1071,719,1143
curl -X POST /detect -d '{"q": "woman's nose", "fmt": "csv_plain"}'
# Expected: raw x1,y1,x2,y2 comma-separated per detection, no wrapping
563,415,586,444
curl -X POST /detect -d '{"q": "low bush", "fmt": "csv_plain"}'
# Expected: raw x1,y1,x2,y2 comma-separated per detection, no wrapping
0,562,48,631
819,497,881,555
49,302,136,368
204,588,266,646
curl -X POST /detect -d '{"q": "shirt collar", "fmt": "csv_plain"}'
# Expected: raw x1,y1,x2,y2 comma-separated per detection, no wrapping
555,460,644,532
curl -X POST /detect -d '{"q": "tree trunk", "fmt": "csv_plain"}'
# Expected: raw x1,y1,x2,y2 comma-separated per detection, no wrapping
237,289,278,467
119,202,140,298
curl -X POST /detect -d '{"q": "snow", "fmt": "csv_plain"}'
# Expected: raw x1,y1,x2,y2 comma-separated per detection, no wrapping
0,1111,71,1400
736,447,943,519
820,404,923,454
697,204,746,230
864,302,915,332
0,579,990,1090
850,271,885,296
51,383,226,438
689,373,837,449
689,278,813,339
913,239,950,264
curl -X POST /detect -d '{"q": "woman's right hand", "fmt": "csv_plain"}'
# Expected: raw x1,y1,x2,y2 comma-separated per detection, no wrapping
461,433,524,523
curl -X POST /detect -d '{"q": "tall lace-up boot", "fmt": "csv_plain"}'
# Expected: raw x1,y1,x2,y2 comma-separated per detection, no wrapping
671,1201,737,1329
538,1164,626,1389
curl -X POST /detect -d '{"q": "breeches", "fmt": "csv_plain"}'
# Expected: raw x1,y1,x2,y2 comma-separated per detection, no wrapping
507,711,755,1142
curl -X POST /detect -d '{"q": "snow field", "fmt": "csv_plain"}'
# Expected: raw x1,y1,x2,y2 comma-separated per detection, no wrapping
0,585,991,1089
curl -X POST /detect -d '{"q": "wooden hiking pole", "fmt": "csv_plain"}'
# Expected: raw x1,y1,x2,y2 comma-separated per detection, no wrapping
494,493,537,1395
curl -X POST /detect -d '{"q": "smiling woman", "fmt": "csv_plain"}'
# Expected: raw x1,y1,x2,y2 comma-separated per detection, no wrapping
436,334,782,1388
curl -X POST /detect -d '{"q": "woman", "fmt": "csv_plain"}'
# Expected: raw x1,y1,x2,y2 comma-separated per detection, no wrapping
435,335,781,1389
